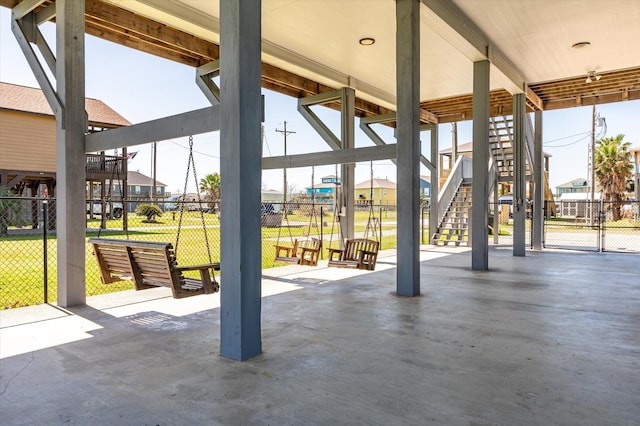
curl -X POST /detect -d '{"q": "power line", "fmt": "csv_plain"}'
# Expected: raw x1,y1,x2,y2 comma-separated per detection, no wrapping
544,134,591,148
168,139,219,158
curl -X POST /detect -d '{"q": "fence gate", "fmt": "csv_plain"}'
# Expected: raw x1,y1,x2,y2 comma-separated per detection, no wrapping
544,200,640,253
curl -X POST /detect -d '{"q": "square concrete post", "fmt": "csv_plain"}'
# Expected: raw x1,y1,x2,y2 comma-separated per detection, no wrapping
219,0,262,361
56,0,87,307
512,93,526,257
471,60,490,270
341,87,355,240
396,0,420,296
532,109,544,250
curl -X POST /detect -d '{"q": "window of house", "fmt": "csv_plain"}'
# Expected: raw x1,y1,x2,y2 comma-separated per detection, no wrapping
135,186,141,194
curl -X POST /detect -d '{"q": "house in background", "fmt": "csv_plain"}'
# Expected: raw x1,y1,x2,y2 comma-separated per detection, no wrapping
420,175,431,199
555,177,599,218
88,170,168,212
304,174,340,203
355,177,396,206
0,82,130,196
556,178,590,198
1,82,130,228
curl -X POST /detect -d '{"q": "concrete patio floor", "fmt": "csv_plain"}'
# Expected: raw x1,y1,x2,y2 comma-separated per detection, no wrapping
1,246,638,425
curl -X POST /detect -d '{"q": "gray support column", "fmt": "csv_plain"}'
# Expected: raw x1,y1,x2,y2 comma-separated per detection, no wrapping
396,0,420,296
56,0,86,307
471,60,490,270
429,126,439,242
512,93,526,256
493,185,499,244
532,109,544,250
219,0,262,361
341,87,355,240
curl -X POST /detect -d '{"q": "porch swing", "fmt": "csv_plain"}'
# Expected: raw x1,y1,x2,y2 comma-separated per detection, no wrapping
273,166,322,266
327,161,380,270
88,136,220,298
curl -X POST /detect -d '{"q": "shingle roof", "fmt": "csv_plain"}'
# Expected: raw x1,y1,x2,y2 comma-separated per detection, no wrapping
126,170,166,187
0,82,130,127
355,178,396,189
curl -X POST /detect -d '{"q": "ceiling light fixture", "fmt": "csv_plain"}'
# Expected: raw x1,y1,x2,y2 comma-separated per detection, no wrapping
585,70,601,83
359,37,375,46
572,41,591,49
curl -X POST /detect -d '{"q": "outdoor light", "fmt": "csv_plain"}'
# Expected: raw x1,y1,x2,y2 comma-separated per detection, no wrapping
359,37,375,46
585,71,601,83
572,41,591,49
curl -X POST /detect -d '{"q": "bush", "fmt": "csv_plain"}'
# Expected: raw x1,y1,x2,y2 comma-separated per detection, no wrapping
135,204,163,222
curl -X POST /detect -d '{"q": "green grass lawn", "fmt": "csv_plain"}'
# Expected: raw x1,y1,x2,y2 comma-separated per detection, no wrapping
1,210,401,309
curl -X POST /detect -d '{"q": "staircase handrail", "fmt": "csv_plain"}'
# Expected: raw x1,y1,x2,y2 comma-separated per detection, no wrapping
438,155,472,225
488,157,497,197
525,113,535,171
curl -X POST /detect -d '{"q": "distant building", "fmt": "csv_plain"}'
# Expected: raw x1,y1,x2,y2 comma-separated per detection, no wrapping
558,192,602,218
89,170,168,212
355,177,396,206
420,175,431,198
305,174,341,203
556,178,590,197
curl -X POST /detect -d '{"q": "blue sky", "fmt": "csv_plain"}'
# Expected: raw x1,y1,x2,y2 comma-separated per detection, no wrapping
1,7,638,196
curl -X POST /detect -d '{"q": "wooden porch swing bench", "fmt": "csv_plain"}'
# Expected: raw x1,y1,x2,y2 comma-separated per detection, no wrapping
274,238,322,266
88,238,220,299
327,238,379,271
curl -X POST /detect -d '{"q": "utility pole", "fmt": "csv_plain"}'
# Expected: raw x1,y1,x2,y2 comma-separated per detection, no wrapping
451,122,458,164
152,141,157,203
590,106,595,224
275,121,295,205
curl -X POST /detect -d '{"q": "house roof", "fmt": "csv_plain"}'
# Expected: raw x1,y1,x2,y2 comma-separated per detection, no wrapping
420,175,431,183
0,82,130,128
355,178,396,190
439,142,473,155
557,178,588,188
126,170,166,187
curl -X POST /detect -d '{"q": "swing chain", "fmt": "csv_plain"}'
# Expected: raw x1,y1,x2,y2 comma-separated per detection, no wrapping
175,135,213,263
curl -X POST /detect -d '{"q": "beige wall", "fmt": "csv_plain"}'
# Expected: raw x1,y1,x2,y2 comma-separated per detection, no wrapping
0,110,56,173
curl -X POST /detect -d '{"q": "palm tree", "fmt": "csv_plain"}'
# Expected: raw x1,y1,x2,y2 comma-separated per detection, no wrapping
199,172,221,212
594,134,633,221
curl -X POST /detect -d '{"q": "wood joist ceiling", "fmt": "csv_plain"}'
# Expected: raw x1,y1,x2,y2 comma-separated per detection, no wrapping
3,0,639,126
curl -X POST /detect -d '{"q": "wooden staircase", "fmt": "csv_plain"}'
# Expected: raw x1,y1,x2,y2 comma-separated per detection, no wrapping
488,116,531,178
432,181,471,246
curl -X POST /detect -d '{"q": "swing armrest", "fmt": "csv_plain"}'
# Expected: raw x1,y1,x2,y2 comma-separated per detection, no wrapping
327,247,344,261
176,262,220,272
176,262,221,293
274,244,295,257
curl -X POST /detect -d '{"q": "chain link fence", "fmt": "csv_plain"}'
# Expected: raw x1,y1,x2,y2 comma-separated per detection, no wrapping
544,200,640,252
1,196,399,309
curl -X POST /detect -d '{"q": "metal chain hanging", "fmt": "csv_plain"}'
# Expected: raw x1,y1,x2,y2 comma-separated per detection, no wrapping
175,135,213,263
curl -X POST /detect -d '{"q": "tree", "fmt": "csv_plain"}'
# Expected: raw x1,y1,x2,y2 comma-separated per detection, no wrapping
199,172,221,212
594,134,633,221
135,204,163,223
